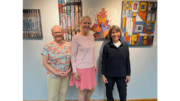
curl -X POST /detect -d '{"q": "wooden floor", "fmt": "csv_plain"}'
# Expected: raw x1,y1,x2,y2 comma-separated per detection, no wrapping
23,98,157,101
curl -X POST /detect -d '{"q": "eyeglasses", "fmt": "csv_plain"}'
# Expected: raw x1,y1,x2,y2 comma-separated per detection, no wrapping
53,32,62,34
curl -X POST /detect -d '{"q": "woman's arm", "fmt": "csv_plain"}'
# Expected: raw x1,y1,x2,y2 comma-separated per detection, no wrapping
101,44,108,84
93,36,98,74
126,45,131,76
71,36,81,80
71,36,78,73
126,45,131,83
101,44,108,76
42,55,64,76
66,62,72,74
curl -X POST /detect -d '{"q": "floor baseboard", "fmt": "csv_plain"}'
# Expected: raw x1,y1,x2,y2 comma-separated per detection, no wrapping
23,98,157,101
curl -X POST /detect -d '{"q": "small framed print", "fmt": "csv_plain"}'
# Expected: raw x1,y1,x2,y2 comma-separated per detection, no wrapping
23,9,43,39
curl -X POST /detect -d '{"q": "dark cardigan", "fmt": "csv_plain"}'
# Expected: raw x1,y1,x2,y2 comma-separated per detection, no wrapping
101,40,131,77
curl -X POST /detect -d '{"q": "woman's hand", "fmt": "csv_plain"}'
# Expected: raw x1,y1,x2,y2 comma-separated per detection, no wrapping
74,72,80,81
61,70,68,78
102,75,108,84
94,67,98,74
61,73,68,78
55,71,65,77
126,75,130,83
61,67,72,78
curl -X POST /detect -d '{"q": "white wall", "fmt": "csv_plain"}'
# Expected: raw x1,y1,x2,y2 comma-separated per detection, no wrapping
23,0,157,100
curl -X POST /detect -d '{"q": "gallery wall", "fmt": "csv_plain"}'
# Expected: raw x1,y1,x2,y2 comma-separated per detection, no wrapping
23,0,157,100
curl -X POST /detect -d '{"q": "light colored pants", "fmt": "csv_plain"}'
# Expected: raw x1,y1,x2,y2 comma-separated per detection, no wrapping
47,75,70,101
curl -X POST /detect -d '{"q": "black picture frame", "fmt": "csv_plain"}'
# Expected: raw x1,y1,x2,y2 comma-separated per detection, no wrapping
23,9,43,40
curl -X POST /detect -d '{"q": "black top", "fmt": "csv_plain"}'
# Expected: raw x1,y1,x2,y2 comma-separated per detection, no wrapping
101,40,131,77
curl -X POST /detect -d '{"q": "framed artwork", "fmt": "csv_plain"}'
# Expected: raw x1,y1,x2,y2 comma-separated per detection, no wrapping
121,1,157,46
23,9,43,39
58,0,82,42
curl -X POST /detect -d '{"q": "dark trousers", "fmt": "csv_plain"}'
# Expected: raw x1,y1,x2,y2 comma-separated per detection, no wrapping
105,75,127,101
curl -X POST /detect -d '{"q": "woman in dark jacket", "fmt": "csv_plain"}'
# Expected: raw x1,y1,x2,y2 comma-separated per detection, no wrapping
101,25,131,101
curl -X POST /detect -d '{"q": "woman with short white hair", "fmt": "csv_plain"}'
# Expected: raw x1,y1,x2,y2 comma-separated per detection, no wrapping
41,25,72,101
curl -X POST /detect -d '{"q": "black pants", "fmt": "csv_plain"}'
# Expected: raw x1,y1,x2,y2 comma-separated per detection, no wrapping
105,75,127,101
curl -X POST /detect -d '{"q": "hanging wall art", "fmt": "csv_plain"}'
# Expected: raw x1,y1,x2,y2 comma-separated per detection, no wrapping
120,1,157,45
23,9,43,39
90,8,110,39
58,0,82,41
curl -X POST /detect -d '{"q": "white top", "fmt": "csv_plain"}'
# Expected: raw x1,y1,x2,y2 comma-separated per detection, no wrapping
113,41,121,48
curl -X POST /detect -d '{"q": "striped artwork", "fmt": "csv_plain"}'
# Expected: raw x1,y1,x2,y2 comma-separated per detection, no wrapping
23,9,43,39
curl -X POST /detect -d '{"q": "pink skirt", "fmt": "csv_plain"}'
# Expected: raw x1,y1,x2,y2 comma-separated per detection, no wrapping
69,67,96,90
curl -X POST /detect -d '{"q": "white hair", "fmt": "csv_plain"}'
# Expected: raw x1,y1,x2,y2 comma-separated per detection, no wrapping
51,25,63,33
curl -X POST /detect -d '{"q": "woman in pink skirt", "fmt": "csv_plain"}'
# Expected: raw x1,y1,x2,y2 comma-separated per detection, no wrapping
70,15,98,101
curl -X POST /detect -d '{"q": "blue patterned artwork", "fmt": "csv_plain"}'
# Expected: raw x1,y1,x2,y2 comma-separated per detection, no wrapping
23,9,43,39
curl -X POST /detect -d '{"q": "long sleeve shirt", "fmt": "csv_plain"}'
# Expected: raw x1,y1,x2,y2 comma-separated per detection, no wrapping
101,40,131,77
71,33,96,73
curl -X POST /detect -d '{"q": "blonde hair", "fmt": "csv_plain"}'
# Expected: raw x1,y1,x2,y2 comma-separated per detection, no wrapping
108,25,122,40
79,15,92,24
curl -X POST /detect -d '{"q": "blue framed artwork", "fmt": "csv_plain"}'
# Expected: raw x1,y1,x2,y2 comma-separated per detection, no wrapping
23,9,43,39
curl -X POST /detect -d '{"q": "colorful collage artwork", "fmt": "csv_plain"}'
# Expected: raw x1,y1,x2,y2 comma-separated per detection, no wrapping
58,0,81,36
90,8,110,39
121,1,157,45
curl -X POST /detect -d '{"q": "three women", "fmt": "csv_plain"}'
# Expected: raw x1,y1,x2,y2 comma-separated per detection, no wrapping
42,16,131,101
